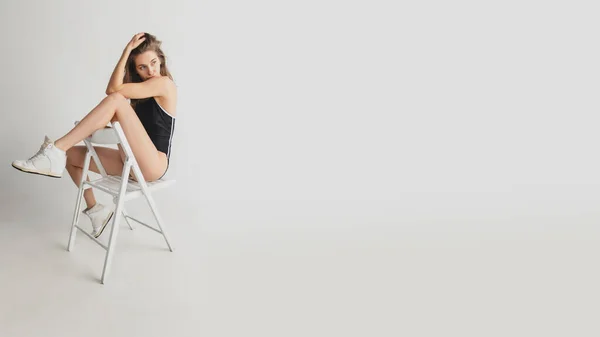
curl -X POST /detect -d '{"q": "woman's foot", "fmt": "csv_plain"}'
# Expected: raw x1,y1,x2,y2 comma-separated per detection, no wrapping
12,136,67,178
83,203,115,238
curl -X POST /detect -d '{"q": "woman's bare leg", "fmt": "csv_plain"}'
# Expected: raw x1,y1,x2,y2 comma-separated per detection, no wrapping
13,93,167,182
54,93,127,151
56,93,167,182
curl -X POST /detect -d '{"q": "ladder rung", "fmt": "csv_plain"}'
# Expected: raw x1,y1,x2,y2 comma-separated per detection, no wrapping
82,176,175,200
125,216,163,234
84,181,119,197
75,225,108,250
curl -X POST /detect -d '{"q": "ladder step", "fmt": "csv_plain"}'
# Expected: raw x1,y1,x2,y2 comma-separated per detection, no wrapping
84,176,176,200
85,176,139,197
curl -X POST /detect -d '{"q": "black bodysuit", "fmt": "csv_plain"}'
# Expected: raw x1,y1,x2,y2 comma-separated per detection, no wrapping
134,97,175,178
134,97,175,159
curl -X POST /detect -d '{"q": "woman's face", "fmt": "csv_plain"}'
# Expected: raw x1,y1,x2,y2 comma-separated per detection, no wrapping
134,51,161,81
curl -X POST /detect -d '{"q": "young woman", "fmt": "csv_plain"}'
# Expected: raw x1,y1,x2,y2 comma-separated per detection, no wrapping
12,32,177,238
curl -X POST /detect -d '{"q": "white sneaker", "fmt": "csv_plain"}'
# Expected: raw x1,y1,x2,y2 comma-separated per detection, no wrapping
83,203,115,238
12,136,67,178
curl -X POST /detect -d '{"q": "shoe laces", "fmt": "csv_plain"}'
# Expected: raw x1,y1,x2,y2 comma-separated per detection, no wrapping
28,140,52,162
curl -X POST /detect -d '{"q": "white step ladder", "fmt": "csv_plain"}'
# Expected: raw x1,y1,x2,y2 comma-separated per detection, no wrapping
67,121,175,284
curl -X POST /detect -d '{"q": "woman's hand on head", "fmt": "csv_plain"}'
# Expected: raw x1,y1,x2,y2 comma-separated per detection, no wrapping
126,32,146,51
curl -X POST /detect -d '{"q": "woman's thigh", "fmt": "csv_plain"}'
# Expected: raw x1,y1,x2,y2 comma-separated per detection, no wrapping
112,100,168,181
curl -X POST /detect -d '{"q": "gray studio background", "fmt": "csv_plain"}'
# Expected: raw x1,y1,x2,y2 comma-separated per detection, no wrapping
1,0,600,336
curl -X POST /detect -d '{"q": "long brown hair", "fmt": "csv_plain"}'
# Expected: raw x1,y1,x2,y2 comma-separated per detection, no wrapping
124,33,173,106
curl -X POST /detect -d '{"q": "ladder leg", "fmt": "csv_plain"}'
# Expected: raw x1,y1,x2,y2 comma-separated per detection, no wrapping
67,151,92,252
100,163,131,284
131,163,174,252
144,191,174,252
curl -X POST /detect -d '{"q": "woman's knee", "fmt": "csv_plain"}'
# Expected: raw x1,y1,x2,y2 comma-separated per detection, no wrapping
105,92,128,109
104,93,132,121
106,92,126,102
